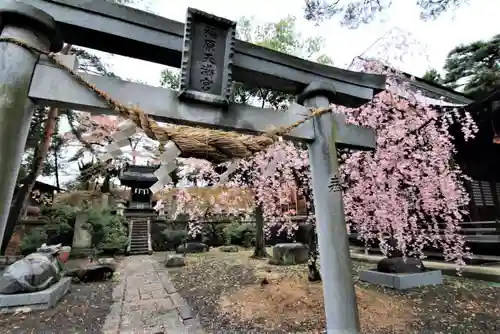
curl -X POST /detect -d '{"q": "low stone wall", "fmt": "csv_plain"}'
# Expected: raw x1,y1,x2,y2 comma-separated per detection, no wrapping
4,219,48,256
151,217,311,251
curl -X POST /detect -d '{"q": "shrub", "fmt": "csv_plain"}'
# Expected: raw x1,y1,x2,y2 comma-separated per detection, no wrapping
213,223,227,246
223,222,256,247
20,205,76,255
151,221,169,251
20,227,47,256
40,204,77,224
41,204,77,246
85,209,128,255
162,229,189,250
199,223,226,246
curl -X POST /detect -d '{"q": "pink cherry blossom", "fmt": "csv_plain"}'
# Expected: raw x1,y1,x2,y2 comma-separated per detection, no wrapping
171,59,477,268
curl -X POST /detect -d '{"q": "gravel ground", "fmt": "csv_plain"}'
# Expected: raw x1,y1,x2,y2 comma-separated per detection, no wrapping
164,248,500,334
0,259,120,334
0,281,116,334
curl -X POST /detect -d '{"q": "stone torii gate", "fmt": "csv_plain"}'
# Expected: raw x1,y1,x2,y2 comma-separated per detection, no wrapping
0,1,386,333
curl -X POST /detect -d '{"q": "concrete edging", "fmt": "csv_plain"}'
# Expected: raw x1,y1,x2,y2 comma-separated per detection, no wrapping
350,252,500,283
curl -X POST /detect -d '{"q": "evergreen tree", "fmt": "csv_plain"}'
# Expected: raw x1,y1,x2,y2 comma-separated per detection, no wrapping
443,34,500,99
422,68,443,85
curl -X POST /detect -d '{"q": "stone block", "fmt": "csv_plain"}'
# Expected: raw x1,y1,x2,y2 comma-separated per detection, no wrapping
0,277,71,313
377,257,425,273
270,243,309,265
219,245,239,252
176,242,209,254
359,269,443,290
165,254,186,267
177,304,193,320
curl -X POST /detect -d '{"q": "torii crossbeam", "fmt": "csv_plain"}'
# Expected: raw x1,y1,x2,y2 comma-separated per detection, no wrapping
0,2,386,333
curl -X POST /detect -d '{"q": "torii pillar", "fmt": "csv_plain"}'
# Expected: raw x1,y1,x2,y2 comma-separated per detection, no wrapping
299,82,366,333
0,1,62,250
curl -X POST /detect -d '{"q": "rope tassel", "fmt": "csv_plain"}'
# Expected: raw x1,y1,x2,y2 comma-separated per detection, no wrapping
100,120,138,161
216,159,241,185
150,141,181,193
263,150,286,178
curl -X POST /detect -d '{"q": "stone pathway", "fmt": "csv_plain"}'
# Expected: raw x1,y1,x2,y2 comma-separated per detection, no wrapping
102,255,204,334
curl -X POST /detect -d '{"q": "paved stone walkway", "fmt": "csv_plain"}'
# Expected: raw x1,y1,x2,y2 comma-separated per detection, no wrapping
102,255,204,334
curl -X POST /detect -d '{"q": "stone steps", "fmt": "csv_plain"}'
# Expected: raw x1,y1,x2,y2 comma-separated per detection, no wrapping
128,220,151,255
129,249,150,255
130,241,148,247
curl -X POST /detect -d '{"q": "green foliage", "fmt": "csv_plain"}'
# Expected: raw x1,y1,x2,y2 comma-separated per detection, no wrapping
20,207,128,256
20,205,77,255
20,228,47,256
422,68,443,85
20,106,60,181
238,16,333,64
156,223,228,250
162,230,189,250
150,221,169,251
223,222,256,247
45,221,74,247
85,209,128,255
159,69,180,90
234,16,333,110
201,223,226,246
41,205,77,224
443,34,500,99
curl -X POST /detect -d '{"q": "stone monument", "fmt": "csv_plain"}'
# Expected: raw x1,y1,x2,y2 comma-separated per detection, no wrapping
71,213,92,257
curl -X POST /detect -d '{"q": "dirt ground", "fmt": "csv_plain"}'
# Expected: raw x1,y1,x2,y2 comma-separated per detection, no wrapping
164,248,500,334
0,258,120,334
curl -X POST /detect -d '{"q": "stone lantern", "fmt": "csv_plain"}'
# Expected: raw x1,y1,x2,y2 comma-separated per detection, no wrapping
154,199,166,219
116,202,126,216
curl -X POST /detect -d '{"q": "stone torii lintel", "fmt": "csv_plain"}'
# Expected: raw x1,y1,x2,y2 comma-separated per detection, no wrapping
29,55,377,150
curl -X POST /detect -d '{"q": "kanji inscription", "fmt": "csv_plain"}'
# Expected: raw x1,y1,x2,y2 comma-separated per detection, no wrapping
328,175,342,192
178,8,236,107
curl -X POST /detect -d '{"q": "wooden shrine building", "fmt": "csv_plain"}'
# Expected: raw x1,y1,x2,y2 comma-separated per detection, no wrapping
118,164,159,218
449,91,500,254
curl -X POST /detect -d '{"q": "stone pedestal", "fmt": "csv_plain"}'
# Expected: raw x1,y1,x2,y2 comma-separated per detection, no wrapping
71,213,92,256
0,277,71,314
270,243,309,265
359,269,443,290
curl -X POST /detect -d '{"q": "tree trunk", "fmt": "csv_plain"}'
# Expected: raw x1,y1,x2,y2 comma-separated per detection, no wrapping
54,148,60,191
1,107,59,254
306,224,321,281
252,204,267,258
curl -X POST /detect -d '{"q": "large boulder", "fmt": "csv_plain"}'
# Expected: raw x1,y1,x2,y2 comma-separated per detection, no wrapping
377,257,425,274
269,243,309,265
165,254,186,267
176,242,209,254
385,238,404,258
0,244,64,294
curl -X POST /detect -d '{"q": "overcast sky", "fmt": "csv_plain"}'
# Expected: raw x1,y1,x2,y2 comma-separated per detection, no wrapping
102,0,499,86
38,0,500,187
